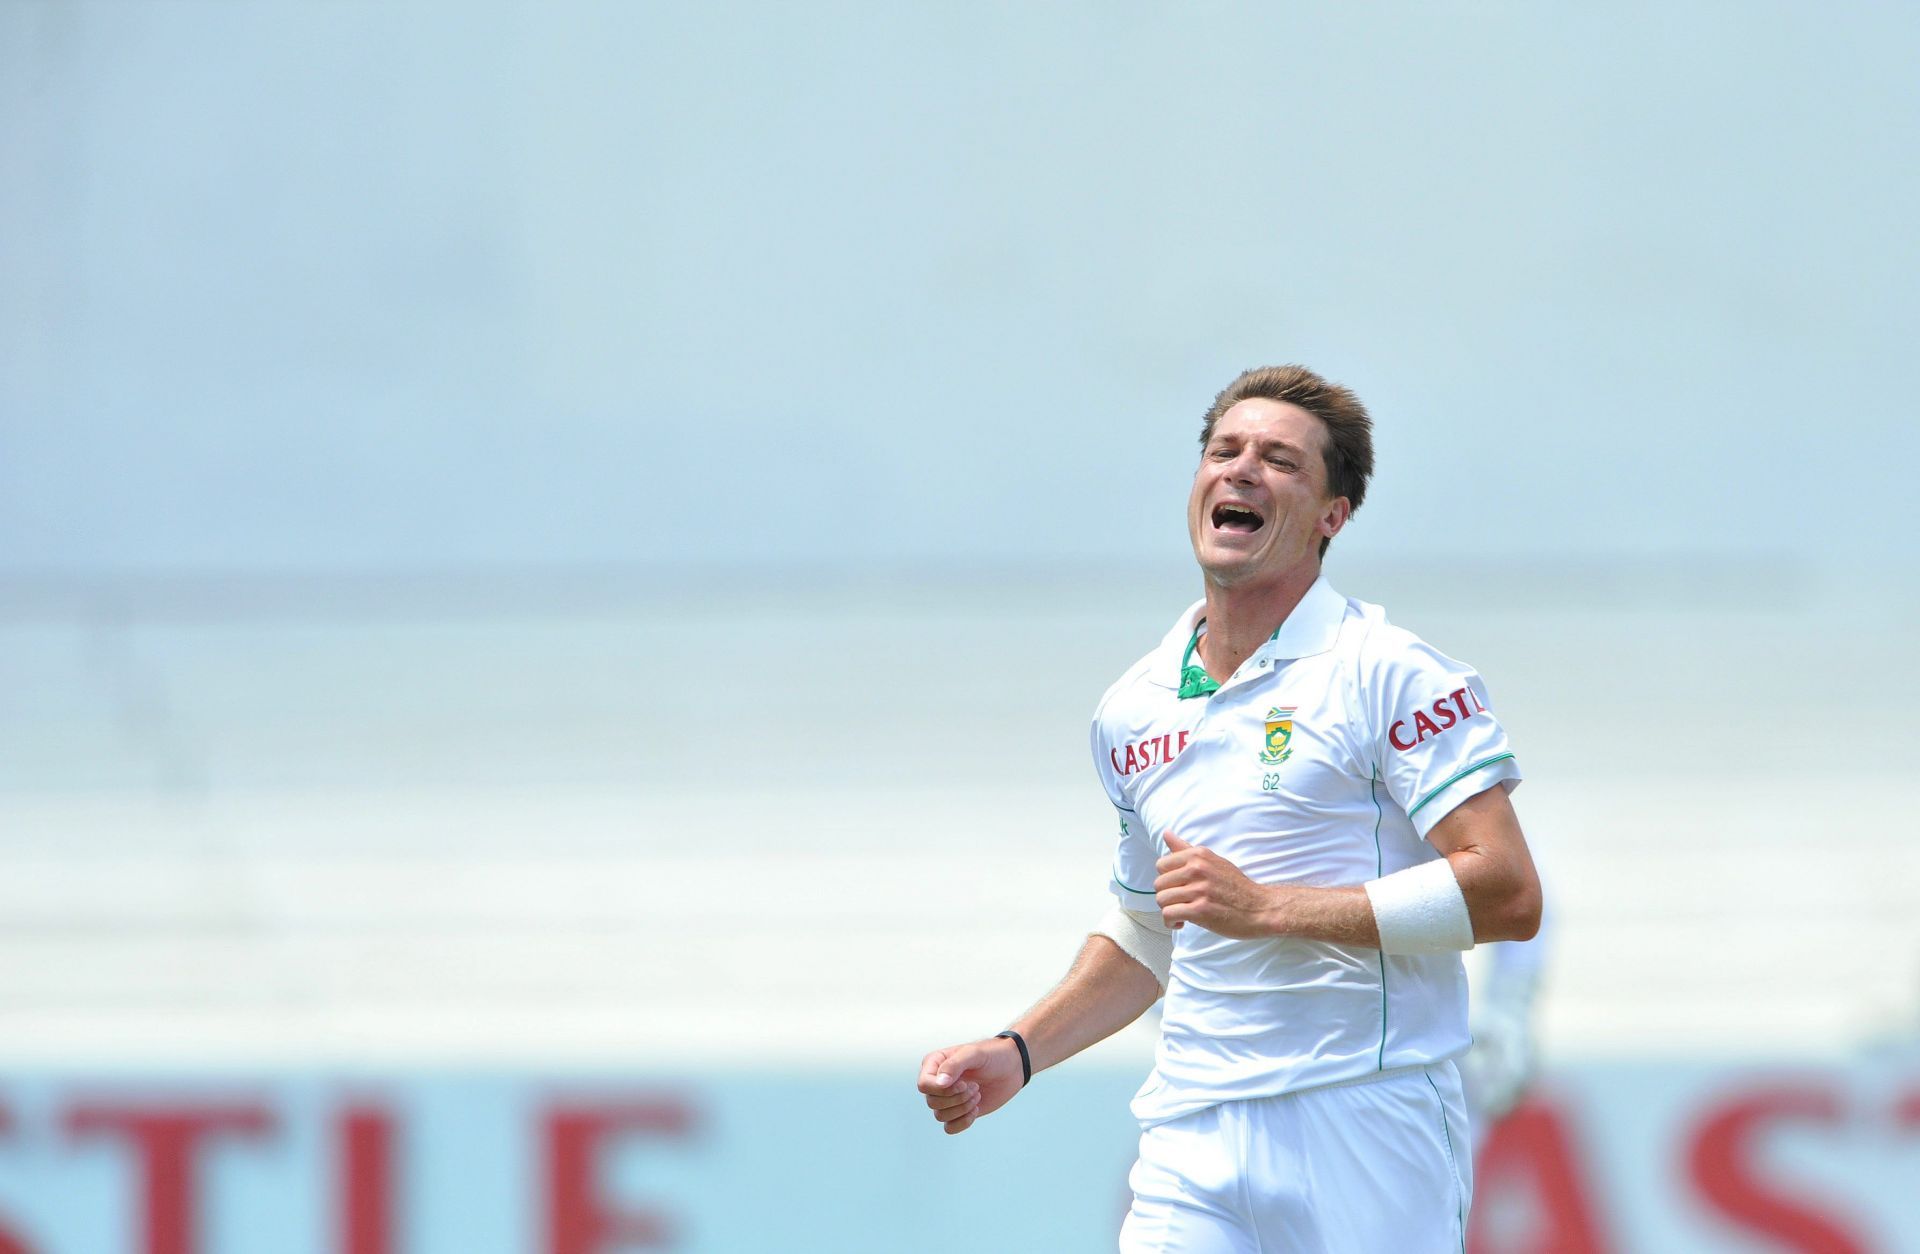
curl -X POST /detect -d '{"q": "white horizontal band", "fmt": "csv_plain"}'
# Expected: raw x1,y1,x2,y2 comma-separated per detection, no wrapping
1092,904,1173,990
1364,857,1474,954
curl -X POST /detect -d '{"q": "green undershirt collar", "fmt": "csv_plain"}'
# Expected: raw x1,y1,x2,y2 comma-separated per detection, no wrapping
1177,621,1219,700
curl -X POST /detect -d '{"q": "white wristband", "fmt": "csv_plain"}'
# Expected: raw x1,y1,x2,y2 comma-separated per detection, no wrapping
1364,857,1474,954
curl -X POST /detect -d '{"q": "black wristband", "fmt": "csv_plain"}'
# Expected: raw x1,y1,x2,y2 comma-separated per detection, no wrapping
995,1030,1032,1086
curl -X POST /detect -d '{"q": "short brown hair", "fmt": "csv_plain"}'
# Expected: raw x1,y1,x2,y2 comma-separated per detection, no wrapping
1199,365,1375,557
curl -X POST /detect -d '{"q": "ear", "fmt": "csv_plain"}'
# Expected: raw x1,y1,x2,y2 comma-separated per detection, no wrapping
1320,496,1352,540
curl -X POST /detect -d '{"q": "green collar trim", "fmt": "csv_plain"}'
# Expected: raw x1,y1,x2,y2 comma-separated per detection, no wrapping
1177,621,1219,700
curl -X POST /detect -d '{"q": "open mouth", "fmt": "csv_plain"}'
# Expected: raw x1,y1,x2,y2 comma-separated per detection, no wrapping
1210,502,1266,534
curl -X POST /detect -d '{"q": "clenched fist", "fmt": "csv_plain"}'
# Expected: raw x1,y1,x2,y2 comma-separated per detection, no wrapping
915,1037,1025,1135
1153,833,1287,938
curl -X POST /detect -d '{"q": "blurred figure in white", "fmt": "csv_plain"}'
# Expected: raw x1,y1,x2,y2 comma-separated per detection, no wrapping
1459,922,1548,1152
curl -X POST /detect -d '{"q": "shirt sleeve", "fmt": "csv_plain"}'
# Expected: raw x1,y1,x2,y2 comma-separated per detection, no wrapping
1107,806,1160,911
1091,703,1162,914
1363,628,1523,839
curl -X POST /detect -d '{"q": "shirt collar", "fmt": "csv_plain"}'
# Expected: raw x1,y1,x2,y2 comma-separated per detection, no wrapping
1264,575,1348,660
1147,576,1347,689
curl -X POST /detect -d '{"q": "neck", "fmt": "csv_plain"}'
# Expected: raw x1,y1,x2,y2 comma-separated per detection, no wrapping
1196,562,1320,682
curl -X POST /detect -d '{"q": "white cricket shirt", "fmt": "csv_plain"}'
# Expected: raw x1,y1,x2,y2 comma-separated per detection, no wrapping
1093,576,1522,1127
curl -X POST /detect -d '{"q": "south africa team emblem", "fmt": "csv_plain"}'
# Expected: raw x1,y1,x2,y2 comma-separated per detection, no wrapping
1260,707,1296,764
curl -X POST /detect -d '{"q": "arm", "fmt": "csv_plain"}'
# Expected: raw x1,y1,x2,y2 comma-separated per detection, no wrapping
1151,784,1541,946
916,933,1162,1135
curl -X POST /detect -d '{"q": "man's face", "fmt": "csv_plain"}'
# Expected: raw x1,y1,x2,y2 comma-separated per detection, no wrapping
1187,398,1349,588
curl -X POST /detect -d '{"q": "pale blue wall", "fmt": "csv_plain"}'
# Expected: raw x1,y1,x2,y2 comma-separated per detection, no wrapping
3,2,1916,576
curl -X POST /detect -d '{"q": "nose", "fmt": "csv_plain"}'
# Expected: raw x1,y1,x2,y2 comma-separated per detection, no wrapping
1222,446,1260,486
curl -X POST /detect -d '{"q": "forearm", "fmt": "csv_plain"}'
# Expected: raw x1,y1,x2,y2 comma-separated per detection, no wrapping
1260,849,1536,949
1154,789,1539,949
1257,883,1379,946
1008,934,1163,1075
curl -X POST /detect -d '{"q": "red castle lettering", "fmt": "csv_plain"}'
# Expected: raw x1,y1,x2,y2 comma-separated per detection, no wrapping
1388,687,1485,752
1111,730,1191,776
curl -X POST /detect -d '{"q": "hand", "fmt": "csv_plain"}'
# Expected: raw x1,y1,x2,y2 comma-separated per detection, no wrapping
915,1037,1025,1135
1153,833,1283,939
1461,978,1537,1121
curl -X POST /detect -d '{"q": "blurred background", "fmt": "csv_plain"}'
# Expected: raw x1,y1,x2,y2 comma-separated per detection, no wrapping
3,2,1918,1251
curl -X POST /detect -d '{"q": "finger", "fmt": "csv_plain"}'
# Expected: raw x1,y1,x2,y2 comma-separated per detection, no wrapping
1155,849,1199,876
1153,862,1203,891
943,1110,978,1135
917,1049,956,1093
919,1047,975,1093
1163,832,1191,852
934,1095,979,1124
1154,883,1200,908
924,1043,991,1091
924,1085,977,1112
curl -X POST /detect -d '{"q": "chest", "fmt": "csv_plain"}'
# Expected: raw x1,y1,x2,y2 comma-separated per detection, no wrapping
1117,662,1374,872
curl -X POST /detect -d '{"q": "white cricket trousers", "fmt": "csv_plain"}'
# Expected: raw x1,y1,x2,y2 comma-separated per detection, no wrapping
1118,1061,1472,1254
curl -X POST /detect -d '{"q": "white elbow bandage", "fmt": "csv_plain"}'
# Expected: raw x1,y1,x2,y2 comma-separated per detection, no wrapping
1364,858,1475,954
1092,904,1174,990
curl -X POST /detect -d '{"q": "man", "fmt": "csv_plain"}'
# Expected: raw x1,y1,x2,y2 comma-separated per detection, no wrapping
916,365,1542,1253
